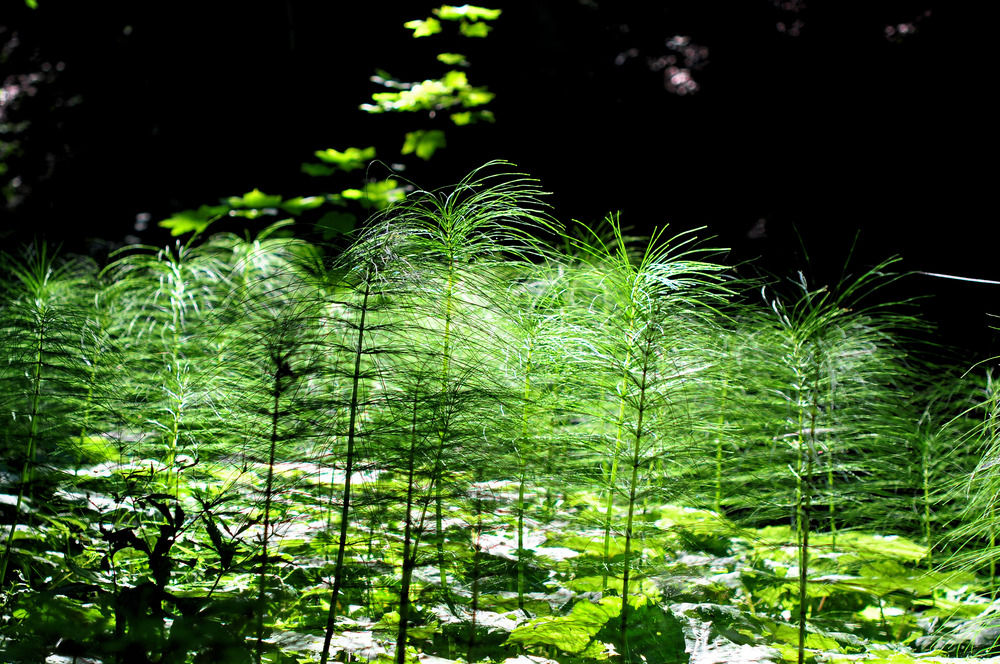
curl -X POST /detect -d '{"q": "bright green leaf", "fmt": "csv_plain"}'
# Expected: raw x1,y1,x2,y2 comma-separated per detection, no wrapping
508,597,620,654
442,70,468,88
227,208,277,219
460,20,493,37
25,0,38,7
437,52,468,65
402,130,447,160
404,17,441,37
452,109,495,125
340,179,405,209
279,196,324,215
158,204,229,236
771,624,840,650
71,435,119,464
435,5,502,21
579,639,617,660
462,87,495,106
301,163,339,177
312,146,376,171
228,188,283,209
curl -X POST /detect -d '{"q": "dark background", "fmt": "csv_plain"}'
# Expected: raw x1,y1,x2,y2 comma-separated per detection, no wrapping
1,1,996,359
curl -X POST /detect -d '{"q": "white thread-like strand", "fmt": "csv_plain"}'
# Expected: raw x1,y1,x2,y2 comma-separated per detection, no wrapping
917,271,1000,285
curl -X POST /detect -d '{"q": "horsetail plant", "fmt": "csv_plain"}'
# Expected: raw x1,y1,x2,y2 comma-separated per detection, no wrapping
0,244,101,586
356,161,556,614
213,280,329,664
748,259,918,664
314,225,406,664
499,262,590,615
4,162,993,663
102,236,231,495
568,215,728,640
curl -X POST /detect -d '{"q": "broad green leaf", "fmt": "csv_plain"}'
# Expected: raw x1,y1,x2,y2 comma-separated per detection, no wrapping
437,52,468,65
451,110,495,125
442,70,468,88
340,179,404,209
435,5,501,21
363,614,404,648
301,162,339,177
823,532,928,563
460,20,493,37
279,196,324,215
404,17,441,37
227,208,278,219
227,188,282,209
579,639,617,660
402,129,447,160
771,624,840,650
556,535,626,557
508,597,620,653
158,204,229,236
312,146,376,171
462,87,495,106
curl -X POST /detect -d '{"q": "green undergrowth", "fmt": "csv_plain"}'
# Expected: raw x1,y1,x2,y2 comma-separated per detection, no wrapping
1,164,999,664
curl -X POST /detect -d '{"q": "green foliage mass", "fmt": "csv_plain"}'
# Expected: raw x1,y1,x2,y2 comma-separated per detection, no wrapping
1,163,998,664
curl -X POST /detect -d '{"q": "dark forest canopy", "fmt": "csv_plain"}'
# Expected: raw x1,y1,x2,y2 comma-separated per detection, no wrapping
1,0,996,357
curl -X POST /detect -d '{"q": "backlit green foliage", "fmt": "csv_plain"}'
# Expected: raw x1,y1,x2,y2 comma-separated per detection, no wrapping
0,164,996,664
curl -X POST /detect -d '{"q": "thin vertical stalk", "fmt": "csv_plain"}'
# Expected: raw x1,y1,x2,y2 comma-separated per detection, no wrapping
922,445,933,571
468,470,485,663
795,391,818,664
163,248,187,497
254,361,288,664
396,392,437,664
713,378,728,515
395,408,420,664
320,276,371,664
434,261,457,611
602,319,635,589
516,338,534,614
0,321,45,586
828,462,837,551
619,337,651,638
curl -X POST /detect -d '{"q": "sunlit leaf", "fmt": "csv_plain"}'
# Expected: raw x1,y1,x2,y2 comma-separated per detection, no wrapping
508,597,620,653
279,196,324,215
312,146,376,171
340,179,405,209
442,70,468,88
402,129,447,160
771,624,840,650
301,162,339,177
460,20,493,37
404,17,442,37
157,204,229,236
437,52,468,65
462,87,495,106
435,5,502,21
71,435,119,464
227,208,277,219
227,188,283,209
